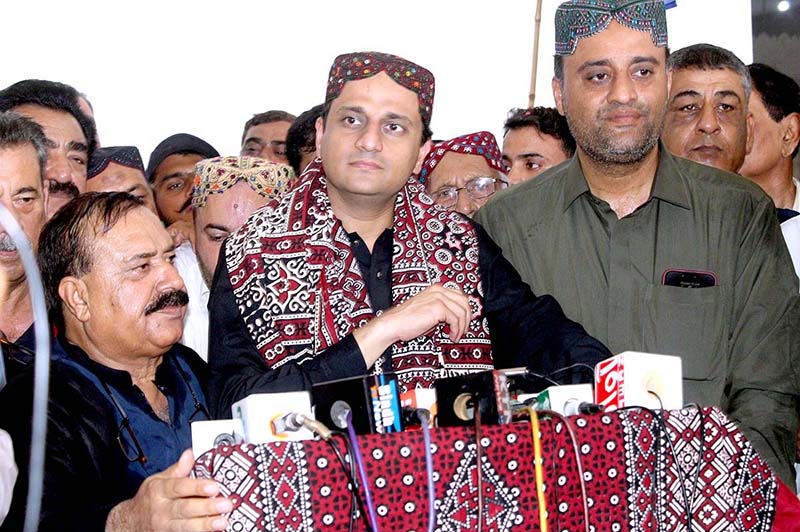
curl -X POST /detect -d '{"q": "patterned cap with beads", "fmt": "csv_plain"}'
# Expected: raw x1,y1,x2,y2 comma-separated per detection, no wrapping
325,52,435,130
555,0,668,56
418,131,505,185
191,156,295,208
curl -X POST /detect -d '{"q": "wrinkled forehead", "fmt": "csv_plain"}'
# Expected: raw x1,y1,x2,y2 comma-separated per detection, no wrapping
670,67,749,101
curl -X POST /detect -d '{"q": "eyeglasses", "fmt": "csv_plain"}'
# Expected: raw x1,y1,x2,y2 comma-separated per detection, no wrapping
101,379,148,464
430,176,508,208
101,359,209,464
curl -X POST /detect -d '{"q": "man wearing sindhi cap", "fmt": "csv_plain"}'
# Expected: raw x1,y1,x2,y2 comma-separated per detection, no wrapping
207,51,610,417
475,0,800,485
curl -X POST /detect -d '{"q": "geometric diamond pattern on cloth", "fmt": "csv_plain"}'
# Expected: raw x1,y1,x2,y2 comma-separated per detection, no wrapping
192,442,313,532
192,407,780,531
620,407,777,532
437,438,521,531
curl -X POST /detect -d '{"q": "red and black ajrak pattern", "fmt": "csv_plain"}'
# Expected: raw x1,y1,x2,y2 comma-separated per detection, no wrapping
193,407,782,531
223,162,493,391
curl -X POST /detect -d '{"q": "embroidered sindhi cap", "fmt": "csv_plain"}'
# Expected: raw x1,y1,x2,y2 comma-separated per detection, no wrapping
191,156,295,208
87,146,145,179
419,131,505,184
326,52,435,130
555,0,668,56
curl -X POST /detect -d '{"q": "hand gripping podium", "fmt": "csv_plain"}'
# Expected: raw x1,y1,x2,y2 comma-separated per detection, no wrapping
193,406,799,531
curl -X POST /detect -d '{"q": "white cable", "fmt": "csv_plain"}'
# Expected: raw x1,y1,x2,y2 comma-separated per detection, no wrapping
0,203,51,532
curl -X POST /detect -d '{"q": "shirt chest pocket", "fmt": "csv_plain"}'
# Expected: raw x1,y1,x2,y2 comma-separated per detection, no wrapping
641,284,727,381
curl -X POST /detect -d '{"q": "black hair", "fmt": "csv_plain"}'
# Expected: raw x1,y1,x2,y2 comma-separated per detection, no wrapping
503,107,576,157
748,63,800,159
285,103,324,175
240,110,297,145
0,79,97,156
0,111,48,179
38,192,144,324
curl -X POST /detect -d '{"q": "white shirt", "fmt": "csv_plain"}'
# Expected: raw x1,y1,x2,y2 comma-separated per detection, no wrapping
0,429,17,525
792,177,800,213
174,243,210,361
781,214,800,289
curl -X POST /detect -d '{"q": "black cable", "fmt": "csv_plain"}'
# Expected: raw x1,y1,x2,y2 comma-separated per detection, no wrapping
619,404,700,531
544,362,597,381
473,395,484,532
522,371,562,387
538,410,591,532
327,431,373,532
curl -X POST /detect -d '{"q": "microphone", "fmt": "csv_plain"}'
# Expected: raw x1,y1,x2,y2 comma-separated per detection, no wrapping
594,351,683,411
534,383,595,415
563,399,603,416
231,391,316,443
271,412,305,434
329,400,352,430
312,373,403,435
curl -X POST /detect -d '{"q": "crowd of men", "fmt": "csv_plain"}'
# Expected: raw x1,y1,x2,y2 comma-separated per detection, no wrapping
0,0,799,530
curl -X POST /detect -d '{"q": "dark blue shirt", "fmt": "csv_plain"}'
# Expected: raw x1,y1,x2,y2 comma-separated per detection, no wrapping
0,339,208,532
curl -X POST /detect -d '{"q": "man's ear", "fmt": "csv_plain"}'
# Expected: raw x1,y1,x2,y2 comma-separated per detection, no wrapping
413,139,433,176
745,111,754,155
780,112,800,159
552,77,565,115
314,116,325,155
58,277,90,323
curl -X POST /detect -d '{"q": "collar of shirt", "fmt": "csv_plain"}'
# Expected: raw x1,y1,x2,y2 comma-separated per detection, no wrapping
58,336,178,394
562,142,691,213
792,177,800,213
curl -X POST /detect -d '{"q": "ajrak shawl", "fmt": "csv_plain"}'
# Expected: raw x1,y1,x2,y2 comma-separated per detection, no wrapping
224,163,493,390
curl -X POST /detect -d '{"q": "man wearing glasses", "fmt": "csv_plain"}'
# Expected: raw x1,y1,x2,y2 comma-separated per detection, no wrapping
0,193,230,531
419,131,508,217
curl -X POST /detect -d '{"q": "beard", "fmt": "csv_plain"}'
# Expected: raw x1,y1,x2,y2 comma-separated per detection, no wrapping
563,97,665,167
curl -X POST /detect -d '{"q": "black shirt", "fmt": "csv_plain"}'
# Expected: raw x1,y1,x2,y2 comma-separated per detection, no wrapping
207,221,611,418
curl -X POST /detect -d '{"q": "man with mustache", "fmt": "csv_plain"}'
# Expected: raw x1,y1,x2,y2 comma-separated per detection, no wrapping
662,44,753,173
0,80,97,219
208,51,610,418
475,0,800,486
0,112,51,383
0,193,230,531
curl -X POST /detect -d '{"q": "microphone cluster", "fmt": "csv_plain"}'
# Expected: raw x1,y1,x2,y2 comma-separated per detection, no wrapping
190,351,684,450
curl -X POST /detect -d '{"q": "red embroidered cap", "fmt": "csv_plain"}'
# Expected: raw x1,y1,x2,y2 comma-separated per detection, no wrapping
325,52,435,130
418,131,505,184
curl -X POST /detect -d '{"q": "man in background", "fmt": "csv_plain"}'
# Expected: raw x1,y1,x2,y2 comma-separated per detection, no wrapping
0,80,97,218
0,112,50,379
240,110,296,164
175,156,294,360
286,104,323,175
146,133,219,239
739,63,800,219
86,146,156,214
502,107,575,184
419,131,508,217
662,43,753,173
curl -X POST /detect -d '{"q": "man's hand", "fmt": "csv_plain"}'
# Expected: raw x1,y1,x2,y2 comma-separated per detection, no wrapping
353,284,472,367
106,449,232,532
166,220,195,248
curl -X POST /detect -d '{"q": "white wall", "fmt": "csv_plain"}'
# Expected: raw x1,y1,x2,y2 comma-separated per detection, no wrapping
2,0,752,158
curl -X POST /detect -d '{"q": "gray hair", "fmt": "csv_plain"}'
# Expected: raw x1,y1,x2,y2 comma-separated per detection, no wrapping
0,111,48,180
667,43,752,104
